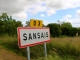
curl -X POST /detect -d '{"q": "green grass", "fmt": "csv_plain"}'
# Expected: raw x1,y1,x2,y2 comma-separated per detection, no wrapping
0,35,80,60
0,36,27,57
47,37,80,60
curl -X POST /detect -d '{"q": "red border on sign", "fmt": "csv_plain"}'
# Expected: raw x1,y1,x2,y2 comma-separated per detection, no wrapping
17,27,50,48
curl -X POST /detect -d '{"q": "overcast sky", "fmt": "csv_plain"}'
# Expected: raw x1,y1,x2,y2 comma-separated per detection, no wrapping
0,0,80,27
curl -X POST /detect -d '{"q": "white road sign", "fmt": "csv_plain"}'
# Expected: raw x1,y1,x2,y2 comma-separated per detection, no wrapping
17,27,50,48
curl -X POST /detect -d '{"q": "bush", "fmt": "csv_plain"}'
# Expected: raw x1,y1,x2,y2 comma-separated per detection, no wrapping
47,23,61,37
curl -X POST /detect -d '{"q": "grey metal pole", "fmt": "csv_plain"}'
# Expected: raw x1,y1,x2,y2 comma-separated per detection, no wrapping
44,42,47,58
27,46,30,60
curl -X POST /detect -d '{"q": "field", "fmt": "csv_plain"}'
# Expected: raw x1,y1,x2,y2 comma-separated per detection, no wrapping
0,35,80,60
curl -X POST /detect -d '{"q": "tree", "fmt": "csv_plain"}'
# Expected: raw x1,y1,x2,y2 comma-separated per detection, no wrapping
70,27,78,36
77,28,80,36
47,23,61,37
61,22,72,28
61,22,72,36
0,13,23,35
25,21,30,26
16,21,23,27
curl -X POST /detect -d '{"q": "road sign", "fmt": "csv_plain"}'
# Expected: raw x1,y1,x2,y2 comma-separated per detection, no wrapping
30,19,43,27
17,27,50,48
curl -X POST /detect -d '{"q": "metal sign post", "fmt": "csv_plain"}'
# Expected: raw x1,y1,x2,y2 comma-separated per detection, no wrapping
44,42,47,58
27,46,30,60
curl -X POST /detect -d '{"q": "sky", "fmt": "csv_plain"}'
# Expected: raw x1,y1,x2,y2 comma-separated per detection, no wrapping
0,0,80,27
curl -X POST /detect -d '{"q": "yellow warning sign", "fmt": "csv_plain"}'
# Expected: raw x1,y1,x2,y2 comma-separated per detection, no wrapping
30,19,43,27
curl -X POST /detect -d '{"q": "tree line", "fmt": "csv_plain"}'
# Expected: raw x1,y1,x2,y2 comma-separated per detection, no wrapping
0,13,80,37
47,22,80,37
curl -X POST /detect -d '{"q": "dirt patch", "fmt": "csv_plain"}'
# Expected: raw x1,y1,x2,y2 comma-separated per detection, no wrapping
0,45,27,60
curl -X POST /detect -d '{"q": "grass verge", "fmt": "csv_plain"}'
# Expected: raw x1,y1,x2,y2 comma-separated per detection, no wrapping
0,35,80,60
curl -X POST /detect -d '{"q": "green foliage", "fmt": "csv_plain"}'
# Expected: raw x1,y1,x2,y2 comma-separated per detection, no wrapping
77,28,80,36
25,20,30,26
47,23,61,37
61,22,72,36
61,22,72,28
61,27,71,36
70,27,78,36
0,13,23,35
47,22,80,37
